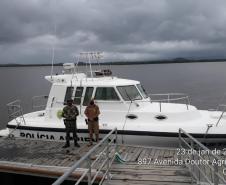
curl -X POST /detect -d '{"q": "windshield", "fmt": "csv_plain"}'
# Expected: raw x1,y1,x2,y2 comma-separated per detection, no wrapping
117,85,142,101
137,84,148,98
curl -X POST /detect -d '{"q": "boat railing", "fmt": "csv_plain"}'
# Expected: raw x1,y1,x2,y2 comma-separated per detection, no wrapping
215,104,226,127
149,93,190,111
178,128,226,185
52,127,118,185
31,95,48,110
6,100,26,125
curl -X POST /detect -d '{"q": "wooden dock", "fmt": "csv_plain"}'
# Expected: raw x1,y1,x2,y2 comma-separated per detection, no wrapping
0,137,104,181
103,145,193,185
0,137,193,185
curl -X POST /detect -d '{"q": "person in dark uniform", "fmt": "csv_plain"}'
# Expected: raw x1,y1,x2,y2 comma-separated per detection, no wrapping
62,99,80,148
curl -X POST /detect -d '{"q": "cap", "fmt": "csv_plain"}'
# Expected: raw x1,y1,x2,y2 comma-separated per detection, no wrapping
67,99,73,103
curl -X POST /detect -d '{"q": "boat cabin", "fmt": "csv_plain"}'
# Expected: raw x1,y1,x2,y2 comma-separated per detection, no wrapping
44,73,149,120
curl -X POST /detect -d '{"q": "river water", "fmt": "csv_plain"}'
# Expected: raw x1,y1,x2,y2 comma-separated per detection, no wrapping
1,62,226,129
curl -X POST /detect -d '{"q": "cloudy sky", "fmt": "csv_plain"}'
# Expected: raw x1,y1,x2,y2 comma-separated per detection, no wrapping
0,0,226,64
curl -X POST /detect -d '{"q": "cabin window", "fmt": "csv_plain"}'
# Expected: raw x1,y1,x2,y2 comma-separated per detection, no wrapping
117,85,142,101
74,87,84,105
137,84,148,98
64,87,74,104
95,87,120,101
83,87,94,106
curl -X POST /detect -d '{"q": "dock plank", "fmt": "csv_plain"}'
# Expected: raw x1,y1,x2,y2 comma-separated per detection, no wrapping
103,180,193,185
110,173,192,182
0,137,196,184
130,147,142,162
103,146,194,185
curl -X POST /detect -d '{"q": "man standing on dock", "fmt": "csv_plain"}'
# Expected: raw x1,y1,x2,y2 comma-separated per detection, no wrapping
62,99,80,148
85,99,100,146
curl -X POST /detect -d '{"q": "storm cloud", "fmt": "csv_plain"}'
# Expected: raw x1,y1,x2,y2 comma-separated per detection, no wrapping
0,0,226,64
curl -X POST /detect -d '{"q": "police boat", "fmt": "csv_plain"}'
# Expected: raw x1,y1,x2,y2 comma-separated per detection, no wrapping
1,52,226,146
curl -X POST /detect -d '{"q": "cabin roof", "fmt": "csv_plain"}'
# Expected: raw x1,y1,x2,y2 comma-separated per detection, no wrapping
45,73,140,86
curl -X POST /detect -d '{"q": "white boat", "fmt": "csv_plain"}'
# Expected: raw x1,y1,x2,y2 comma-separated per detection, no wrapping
1,53,226,146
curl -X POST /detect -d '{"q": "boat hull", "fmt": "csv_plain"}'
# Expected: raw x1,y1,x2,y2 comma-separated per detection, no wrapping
4,125,226,147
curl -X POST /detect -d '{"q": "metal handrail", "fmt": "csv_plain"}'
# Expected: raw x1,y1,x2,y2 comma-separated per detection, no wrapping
149,93,190,111
178,128,226,185
215,104,226,126
52,127,118,185
32,95,48,110
6,100,26,136
6,99,21,107
149,93,190,102
6,100,26,124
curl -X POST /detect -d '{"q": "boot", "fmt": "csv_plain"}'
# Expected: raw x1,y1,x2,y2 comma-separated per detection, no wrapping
74,140,80,147
87,142,93,147
62,141,70,148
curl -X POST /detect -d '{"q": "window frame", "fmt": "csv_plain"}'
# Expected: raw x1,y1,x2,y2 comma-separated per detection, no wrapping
82,87,94,106
137,84,148,99
64,86,74,105
117,85,142,101
73,86,84,105
94,87,120,101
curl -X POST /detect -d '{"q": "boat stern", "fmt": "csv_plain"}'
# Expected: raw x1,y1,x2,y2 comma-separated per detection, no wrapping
0,128,9,137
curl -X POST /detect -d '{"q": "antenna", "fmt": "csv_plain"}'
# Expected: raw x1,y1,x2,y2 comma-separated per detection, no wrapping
79,52,103,78
50,0,57,79
50,23,56,79
94,51,103,73
89,52,93,78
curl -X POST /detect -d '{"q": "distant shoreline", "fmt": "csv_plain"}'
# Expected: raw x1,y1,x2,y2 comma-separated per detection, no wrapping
0,59,226,67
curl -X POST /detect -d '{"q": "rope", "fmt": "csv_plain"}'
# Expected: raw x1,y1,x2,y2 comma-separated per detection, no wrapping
114,152,126,164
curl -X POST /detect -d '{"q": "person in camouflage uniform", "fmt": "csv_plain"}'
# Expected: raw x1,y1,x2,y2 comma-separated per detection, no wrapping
62,99,80,148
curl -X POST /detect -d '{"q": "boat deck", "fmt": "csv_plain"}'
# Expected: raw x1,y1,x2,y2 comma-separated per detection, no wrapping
0,137,193,184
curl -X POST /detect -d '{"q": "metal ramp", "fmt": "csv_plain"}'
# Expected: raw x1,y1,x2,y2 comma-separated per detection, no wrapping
52,128,118,185
179,128,226,185
53,128,194,185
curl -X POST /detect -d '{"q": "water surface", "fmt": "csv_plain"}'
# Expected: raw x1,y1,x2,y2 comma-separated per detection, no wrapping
1,62,226,129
